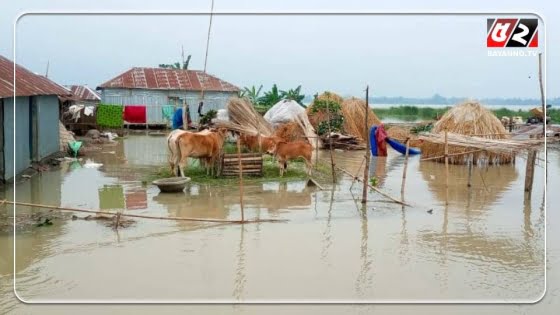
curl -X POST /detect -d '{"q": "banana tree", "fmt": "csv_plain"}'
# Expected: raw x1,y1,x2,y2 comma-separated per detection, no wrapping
242,85,263,105
280,85,305,105
258,84,282,107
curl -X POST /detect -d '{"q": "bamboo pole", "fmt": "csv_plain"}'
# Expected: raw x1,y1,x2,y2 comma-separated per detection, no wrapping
326,100,336,183
1,200,285,224
538,53,545,137
524,150,537,194
237,139,245,222
421,149,483,162
400,138,410,199
362,85,370,204
315,135,319,169
444,130,449,205
467,153,473,188
336,166,410,206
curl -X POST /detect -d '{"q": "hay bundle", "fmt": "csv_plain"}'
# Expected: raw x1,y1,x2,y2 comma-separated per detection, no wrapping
217,97,273,136
341,97,381,141
274,122,304,142
421,100,512,164
306,91,344,135
316,91,344,104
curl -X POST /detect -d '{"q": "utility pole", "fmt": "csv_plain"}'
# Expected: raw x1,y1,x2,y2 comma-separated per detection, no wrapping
181,45,185,68
45,60,49,78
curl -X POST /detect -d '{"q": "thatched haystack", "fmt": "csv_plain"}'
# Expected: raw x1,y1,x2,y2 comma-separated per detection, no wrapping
216,97,274,136
341,97,381,141
306,91,344,135
306,91,343,134
274,121,306,142
421,100,512,164
316,91,344,104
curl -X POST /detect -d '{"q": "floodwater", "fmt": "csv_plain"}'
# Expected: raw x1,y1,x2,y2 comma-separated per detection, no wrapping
0,134,557,314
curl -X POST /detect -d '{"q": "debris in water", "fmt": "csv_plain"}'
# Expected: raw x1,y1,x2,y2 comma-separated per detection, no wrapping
36,218,53,227
84,160,103,168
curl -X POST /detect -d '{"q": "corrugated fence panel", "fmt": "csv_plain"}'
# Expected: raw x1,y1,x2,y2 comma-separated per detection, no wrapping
36,95,60,159
100,89,236,124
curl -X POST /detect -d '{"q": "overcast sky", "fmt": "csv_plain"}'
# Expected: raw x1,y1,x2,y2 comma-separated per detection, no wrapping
1,0,559,100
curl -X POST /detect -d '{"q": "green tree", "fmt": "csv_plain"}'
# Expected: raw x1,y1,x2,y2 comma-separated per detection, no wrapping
258,84,282,107
280,85,305,105
242,85,263,105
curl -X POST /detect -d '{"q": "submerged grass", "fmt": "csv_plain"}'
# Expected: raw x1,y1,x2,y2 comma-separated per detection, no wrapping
145,155,331,185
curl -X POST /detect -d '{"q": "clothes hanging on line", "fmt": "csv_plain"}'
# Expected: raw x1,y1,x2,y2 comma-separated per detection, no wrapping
123,105,147,123
162,105,175,121
96,104,123,128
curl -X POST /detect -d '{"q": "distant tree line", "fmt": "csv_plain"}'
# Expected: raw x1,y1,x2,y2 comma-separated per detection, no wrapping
301,93,559,106
368,94,559,106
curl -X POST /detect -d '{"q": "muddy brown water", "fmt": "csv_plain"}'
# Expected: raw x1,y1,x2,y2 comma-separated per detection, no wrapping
0,134,557,314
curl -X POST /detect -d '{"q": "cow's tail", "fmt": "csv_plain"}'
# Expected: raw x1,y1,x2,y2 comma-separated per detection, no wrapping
174,135,183,177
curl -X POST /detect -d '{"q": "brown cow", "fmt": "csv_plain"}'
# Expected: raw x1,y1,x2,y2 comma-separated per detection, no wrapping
267,140,313,177
167,129,212,176
239,133,282,153
174,128,228,177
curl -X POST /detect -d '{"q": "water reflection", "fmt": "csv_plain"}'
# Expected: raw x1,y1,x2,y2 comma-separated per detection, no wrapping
233,226,247,300
355,205,373,298
152,181,313,221
419,162,518,208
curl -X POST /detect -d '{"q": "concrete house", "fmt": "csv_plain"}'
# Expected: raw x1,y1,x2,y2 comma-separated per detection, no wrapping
97,67,239,125
0,55,70,182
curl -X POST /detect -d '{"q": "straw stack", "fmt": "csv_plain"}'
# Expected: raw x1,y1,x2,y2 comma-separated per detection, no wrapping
341,97,381,142
216,97,274,136
306,91,344,131
421,100,513,164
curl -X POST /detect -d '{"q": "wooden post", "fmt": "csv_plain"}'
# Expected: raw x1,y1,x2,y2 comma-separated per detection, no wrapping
524,150,536,194
538,53,545,137
182,100,187,131
315,135,319,169
237,139,245,222
444,130,449,205
467,153,473,188
400,137,410,199
362,86,370,204
326,100,336,183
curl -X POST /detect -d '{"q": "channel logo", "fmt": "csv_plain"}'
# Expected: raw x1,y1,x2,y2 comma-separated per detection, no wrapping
487,18,538,48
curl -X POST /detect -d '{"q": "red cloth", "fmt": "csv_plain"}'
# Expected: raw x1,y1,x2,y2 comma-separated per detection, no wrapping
375,124,388,157
124,105,147,123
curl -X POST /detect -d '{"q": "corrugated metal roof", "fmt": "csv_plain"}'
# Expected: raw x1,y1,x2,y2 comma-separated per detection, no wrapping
97,67,240,92
0,55,72,98
66,85,101,101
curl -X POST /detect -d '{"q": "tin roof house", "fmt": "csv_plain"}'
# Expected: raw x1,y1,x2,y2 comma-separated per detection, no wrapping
0,55,71,182
96,67,239,126
61,85,101,106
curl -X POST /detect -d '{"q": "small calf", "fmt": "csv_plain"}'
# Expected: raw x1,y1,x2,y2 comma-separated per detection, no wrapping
267,140,313,177
239,133,282,153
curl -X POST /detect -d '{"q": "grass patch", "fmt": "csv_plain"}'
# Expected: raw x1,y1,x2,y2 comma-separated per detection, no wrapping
374,105,560,123
144,155,331,185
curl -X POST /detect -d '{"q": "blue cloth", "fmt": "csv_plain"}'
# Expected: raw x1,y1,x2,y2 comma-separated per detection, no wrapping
172,108,183,130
